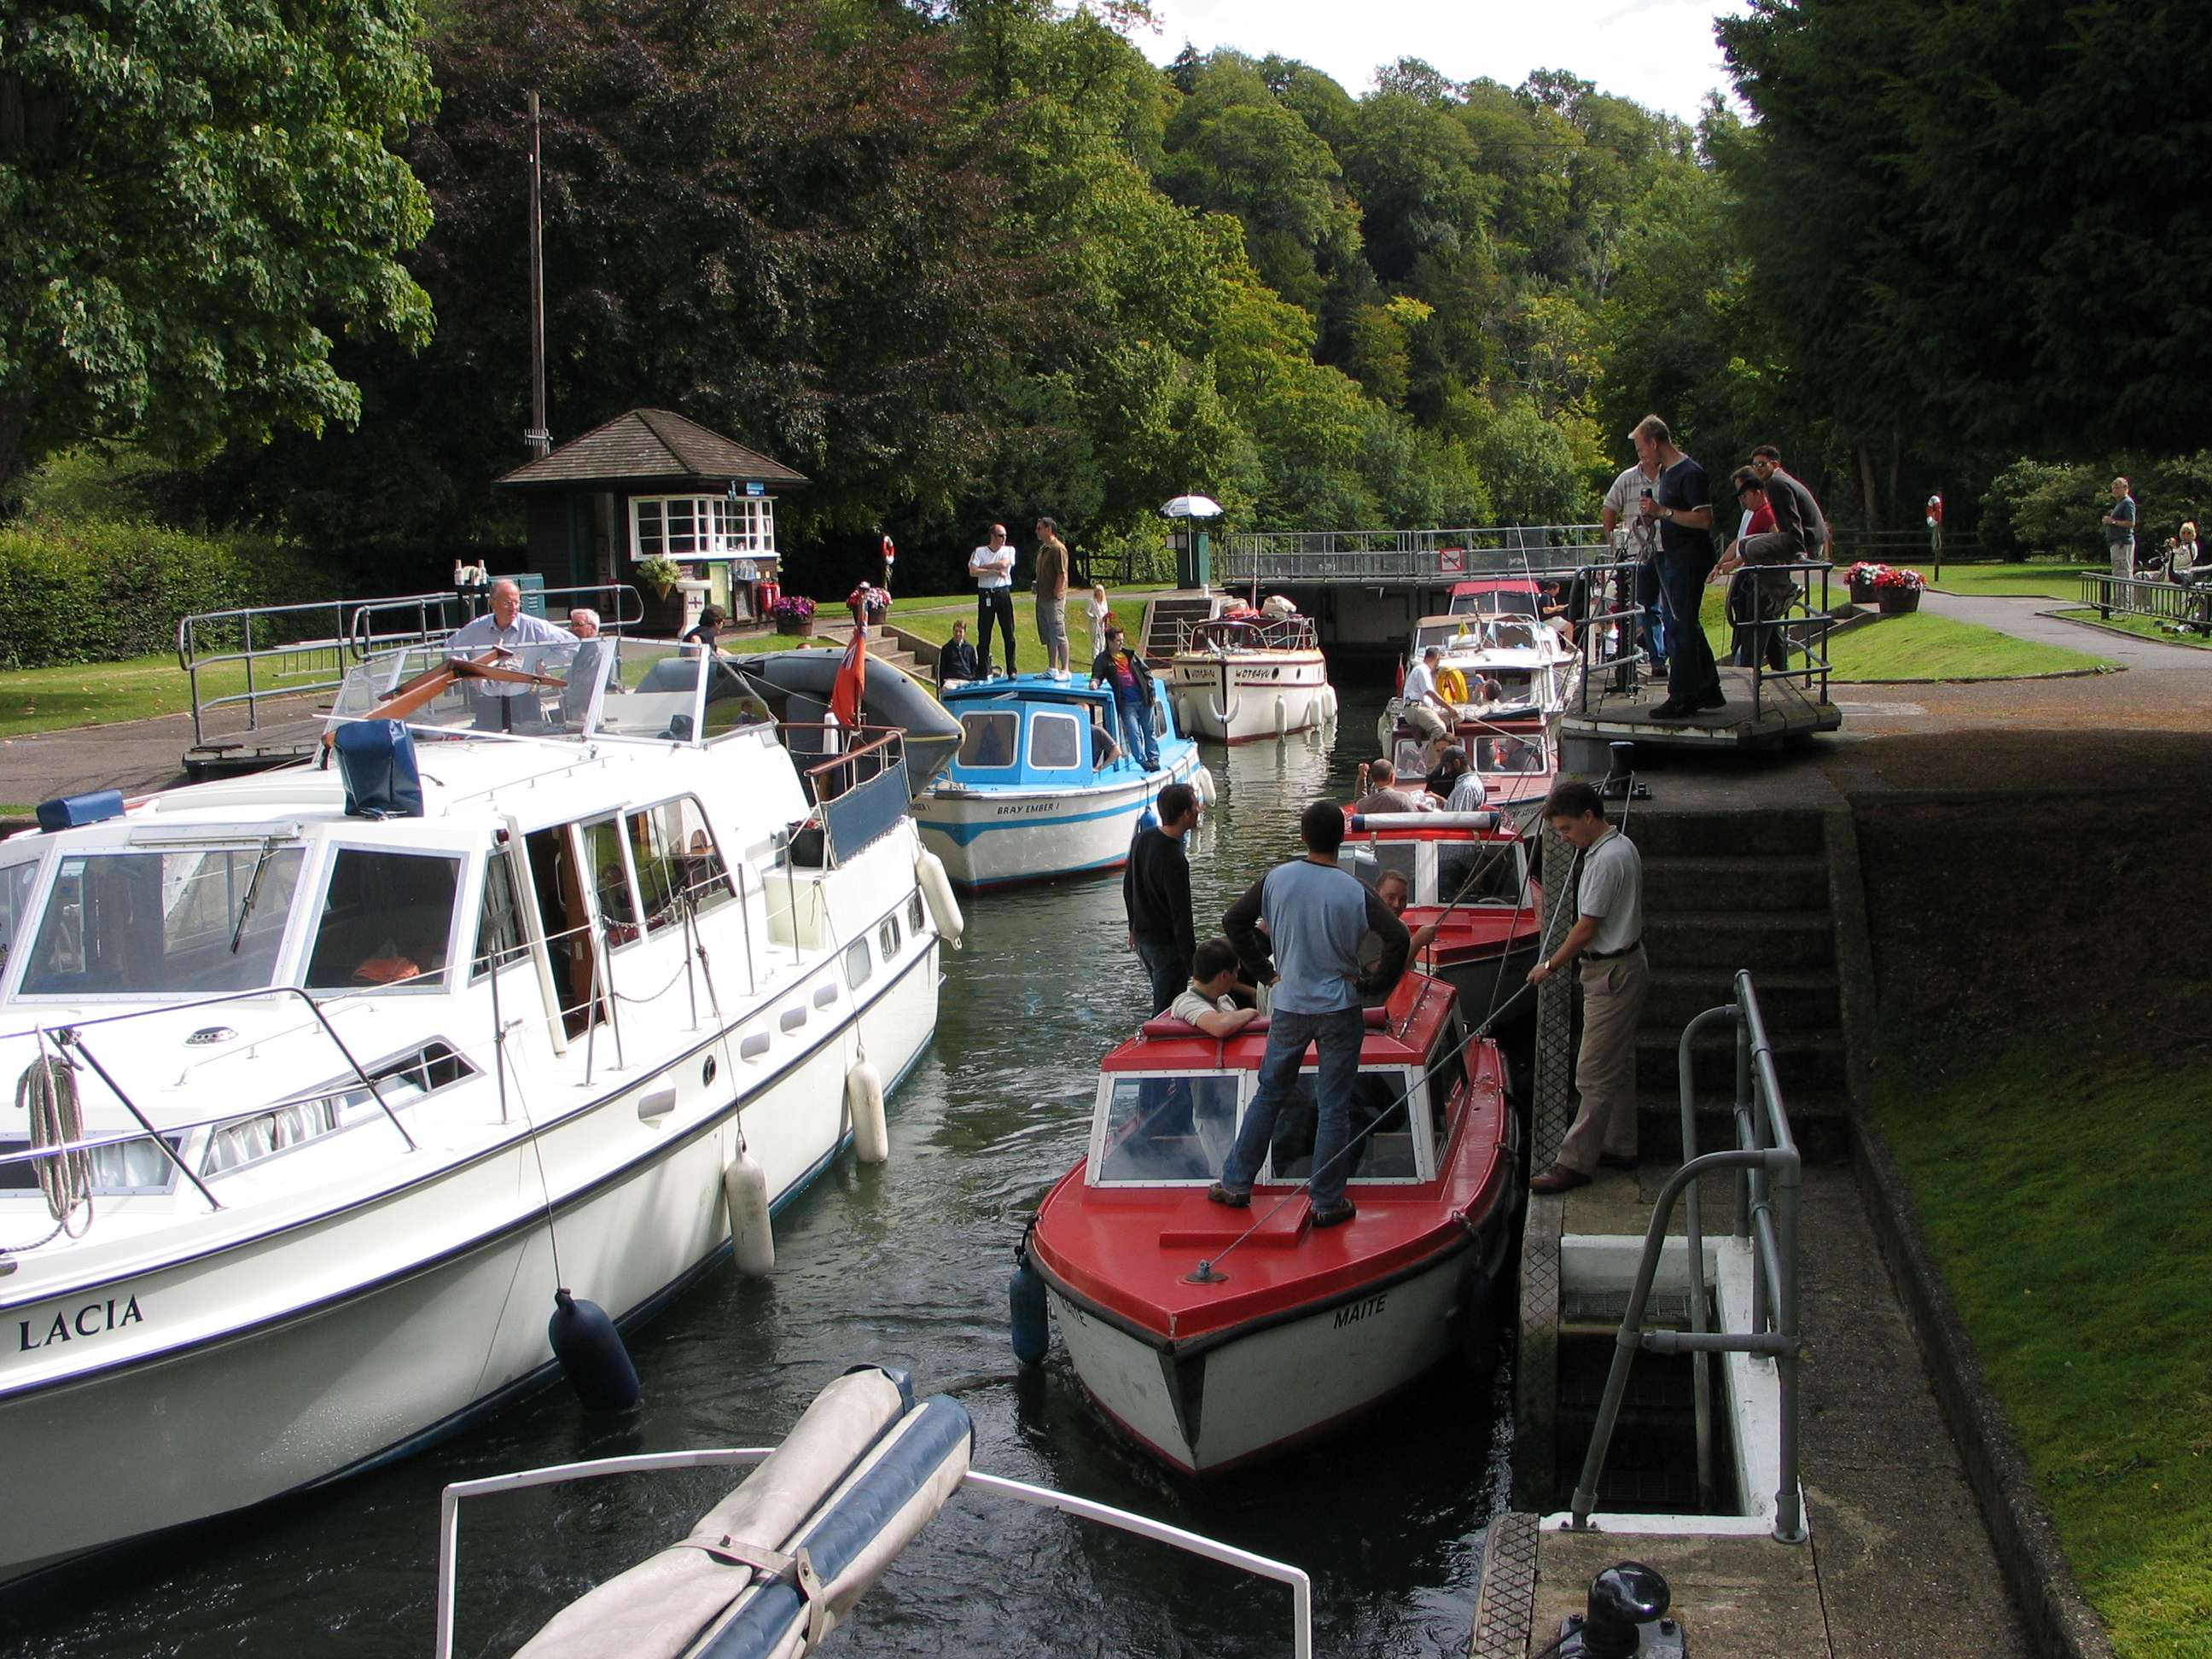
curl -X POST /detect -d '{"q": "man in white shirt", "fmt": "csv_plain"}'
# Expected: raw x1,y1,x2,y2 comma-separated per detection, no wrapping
448,579,573,730
1171,938,1262,1038
1400,646,1454,745
1601,451,1665,671
969,522,1018,678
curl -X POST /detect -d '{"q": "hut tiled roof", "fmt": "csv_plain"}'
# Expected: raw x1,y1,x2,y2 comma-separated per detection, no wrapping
493,409,809,492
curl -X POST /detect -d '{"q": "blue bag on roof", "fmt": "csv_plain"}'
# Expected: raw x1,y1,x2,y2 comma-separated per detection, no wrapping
333,720,424,819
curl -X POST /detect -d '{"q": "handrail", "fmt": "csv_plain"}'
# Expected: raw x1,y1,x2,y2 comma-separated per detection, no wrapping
433,1450,1314,1659
1567,969,1806,1543
1571,555,1835,719
2081,571,2211,627
1219,524,1610,585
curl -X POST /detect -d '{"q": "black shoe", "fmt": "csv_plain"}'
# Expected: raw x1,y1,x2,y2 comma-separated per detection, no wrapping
1309,1199,1358,1229
1647,701,1691,720
1598,1152,1640,1172
1207,1181,1250,1208
1695,689,1727,710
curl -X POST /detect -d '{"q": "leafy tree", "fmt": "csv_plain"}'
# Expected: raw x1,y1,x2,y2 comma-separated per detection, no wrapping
0,0,436,501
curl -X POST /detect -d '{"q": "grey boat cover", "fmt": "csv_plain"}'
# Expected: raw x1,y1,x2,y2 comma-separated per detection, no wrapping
516,1365,972,1659
719,649,962,793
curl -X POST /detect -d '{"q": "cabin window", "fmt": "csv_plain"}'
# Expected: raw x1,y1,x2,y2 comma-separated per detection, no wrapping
0,854,43,982
908,892,926,934
581,818,641,948
1429,1016,1469,1160
1028,711,1081,771
201,1040,476,1177
1096,1073,1243,1184
879,915,900,959
1261,1068,1422,1184
1337,841,1418,895
471,848,528,979
667,798,735,915
958,712,1017,768
842,935,871,990
21,846,306,998
1478,736,1545,774
632,493,776,562
624,804,685,934
0,1131,184,1196
305,849,463,991
1436,842,1522,907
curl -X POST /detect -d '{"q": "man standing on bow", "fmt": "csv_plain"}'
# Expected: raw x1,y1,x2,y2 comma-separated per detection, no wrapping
1632,415,1721,719
1033,517,1071,681
969,522,1018,678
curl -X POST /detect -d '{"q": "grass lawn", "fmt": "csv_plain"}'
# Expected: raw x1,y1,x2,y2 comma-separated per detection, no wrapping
889,588,1159,677
0,651,276,737
2047,609,2212,650
1691,589,2113,681
1877,1020,2212,1657
1904,561,2102,600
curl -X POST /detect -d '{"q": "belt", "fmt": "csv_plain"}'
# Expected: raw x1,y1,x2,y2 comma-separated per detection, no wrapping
1585,940,1643,961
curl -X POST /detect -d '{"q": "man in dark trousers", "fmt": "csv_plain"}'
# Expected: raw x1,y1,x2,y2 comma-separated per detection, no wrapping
1214,800,1411,1229
1124,782,1200,1014
1726,445,1831,672
1631,414,1721,719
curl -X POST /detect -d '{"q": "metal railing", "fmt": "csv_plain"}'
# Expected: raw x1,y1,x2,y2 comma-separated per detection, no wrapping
1173,614,1318,653
1571,556,1834,721
1568,970,1806,1543
177,584,643,748
2080,572,2212,629
1219,524,1610,585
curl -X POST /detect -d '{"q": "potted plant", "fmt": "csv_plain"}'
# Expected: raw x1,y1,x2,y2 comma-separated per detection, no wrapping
847,582,892,636
637,554,684,598
1870,564,1926,614
769,594,818,637
1843,561,1886,604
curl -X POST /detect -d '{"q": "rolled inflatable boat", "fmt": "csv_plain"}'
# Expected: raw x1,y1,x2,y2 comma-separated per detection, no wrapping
516,1365,972,1659
718,649,963,792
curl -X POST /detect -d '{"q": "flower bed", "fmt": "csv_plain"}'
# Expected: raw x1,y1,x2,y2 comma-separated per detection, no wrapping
769,595,818,635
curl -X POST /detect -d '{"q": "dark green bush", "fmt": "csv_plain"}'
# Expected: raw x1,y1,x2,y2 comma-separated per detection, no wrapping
0,520,337,669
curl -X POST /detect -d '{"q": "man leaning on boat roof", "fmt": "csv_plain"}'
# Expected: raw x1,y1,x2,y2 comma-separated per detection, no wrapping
1211,800,1412,1230
447,578,573,730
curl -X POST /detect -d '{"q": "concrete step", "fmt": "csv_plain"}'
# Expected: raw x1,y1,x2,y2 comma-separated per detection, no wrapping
1640,854,1830,914
1626,809,1826,859
1639,967,1841,1032
1642,911,1836,971
1636,1027,1848,1097
1628,1090,1852,1162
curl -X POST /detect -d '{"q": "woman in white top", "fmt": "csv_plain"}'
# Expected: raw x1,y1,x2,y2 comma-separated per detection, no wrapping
2174,521,2199,578
1086,585,1111,642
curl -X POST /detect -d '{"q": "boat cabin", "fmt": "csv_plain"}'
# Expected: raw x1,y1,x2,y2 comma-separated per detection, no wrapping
940,678,1173,786
1447,579,1540,620
1085,974,1470,1191
1335,813,1532,911
1176,613,1318,655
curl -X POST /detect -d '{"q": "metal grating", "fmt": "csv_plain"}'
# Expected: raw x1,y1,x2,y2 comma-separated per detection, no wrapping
1466,1511,1540,1659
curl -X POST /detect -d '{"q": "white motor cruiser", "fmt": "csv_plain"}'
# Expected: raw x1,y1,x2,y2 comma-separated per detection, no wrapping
0,638,959,1586
1165,605,1336,745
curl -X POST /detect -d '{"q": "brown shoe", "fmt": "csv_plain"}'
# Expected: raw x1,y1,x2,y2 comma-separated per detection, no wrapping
1598,1153,1639,1172
1529,1164,1592,1194
1207,1181,1250,1208
1310,1199,1358,1229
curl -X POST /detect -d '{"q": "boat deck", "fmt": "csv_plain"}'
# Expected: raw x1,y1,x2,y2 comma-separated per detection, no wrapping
1557,666,1841,766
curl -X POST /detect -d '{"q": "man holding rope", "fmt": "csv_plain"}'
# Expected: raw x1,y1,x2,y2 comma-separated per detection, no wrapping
1527,780,1648,1193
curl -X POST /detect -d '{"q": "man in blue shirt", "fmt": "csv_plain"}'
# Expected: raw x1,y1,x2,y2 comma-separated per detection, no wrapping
1215,800,1411,1228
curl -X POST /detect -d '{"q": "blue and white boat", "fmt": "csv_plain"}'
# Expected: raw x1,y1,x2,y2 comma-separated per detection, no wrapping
911,674,1214,888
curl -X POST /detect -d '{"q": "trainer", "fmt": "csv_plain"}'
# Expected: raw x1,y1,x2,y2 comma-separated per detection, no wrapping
1527,779,1648,1193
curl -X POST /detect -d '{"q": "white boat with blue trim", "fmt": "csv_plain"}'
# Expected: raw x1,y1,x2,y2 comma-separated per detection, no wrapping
911,674,1214,888
0,636,958,1587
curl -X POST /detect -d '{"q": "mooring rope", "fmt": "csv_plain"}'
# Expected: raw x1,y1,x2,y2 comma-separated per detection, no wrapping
5,1039,95,1250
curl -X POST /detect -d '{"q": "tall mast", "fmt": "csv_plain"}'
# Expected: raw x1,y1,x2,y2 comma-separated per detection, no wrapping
525,91,550,458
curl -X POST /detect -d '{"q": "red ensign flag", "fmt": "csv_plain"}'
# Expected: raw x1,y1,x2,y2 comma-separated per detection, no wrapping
830,624,867,731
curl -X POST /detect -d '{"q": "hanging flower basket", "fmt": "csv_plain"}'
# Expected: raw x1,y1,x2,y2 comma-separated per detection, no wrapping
637,556,684,599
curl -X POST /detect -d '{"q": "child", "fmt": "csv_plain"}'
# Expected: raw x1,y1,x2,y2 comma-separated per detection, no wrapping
1086,584,1111,644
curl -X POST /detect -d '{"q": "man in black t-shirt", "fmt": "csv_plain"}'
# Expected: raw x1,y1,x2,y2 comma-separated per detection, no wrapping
1124,782,1201,1014
1631,414,1723,718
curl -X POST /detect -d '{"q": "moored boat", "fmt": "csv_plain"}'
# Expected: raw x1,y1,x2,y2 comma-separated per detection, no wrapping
0,637,952,1587
1165,608,1336,744
911,674,1213,888
1377,611,1574,761
1023,970,1519,1476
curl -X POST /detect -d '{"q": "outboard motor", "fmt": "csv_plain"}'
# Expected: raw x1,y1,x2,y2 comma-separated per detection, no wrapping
1556,1561,1684,1656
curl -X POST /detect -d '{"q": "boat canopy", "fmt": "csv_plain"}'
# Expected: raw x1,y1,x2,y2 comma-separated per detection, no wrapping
940,678,1163,787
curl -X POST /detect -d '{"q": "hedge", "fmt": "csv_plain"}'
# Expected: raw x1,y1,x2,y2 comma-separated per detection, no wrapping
0,520,339,670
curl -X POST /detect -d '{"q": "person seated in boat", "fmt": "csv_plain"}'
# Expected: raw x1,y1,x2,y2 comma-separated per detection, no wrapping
1429,746,1487,812
1371,870,1440,957
1171,938,1264,1038
1493,736,1544,772
1351,759,1429,816
1399,647,1455,746
1090,716,1121,771
937,620,981,690
1539,581,1577,645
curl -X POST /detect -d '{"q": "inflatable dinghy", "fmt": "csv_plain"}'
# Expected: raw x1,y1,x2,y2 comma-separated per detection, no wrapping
719,649,961,792
515,1365,971,1659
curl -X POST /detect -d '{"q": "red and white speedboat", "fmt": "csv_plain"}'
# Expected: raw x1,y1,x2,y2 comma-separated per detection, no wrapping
1024,972,1519,1475
1338,809,1544,1034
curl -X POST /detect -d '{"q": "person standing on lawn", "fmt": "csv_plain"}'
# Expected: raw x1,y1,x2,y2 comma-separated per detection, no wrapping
1527,780,1648,1193
1214,800,1411,1230
2103,478,2137,581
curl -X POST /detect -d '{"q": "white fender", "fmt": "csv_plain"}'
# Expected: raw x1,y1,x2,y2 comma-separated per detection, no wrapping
847,1060,888,1165
1272,696,1289,739
1208,658,1238,726
1320,684,1339,724
724,1146,775,1278
1194,765,1218,807
1175,696,1196,736
915,850,964,951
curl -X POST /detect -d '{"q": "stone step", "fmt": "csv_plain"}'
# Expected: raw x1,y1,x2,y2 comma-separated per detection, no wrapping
1640,854,1830,914
1639,967,1841,1032
1635,1027,1847,1097
1641,911,1836,971
1625,809,1826,859
1627,1090,1852,1163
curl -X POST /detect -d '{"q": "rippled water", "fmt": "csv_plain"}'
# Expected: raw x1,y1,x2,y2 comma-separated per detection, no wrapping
5,687,1511,1659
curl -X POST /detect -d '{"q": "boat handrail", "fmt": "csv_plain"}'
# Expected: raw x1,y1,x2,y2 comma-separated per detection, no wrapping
431,1449,1315,1659
1566,969,1806,1543
1173,614,1316,654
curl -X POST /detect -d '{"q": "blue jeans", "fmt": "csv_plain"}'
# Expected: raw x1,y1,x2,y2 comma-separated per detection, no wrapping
1655,553,1720,707
1134,937,1187,1016
1220,1006,1365,1211
1636,559,1668,669
1115,692,1159,770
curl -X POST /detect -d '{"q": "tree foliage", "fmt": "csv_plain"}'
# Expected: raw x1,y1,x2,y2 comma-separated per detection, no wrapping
0,0,437,497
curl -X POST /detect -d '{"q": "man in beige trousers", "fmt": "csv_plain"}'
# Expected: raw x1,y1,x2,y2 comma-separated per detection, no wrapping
1525,780,1648,1192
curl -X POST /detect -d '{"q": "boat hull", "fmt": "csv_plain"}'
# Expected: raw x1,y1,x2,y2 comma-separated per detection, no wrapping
1041,1239,1480,1475
0,946,939,1585
1167,653,1333,744
912,751,1206,888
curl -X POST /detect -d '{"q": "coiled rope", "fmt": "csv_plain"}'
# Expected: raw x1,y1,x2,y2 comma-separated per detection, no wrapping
6,1045,95,1249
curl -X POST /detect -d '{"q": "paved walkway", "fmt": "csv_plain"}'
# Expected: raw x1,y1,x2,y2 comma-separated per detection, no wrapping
1920,588,2212,672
